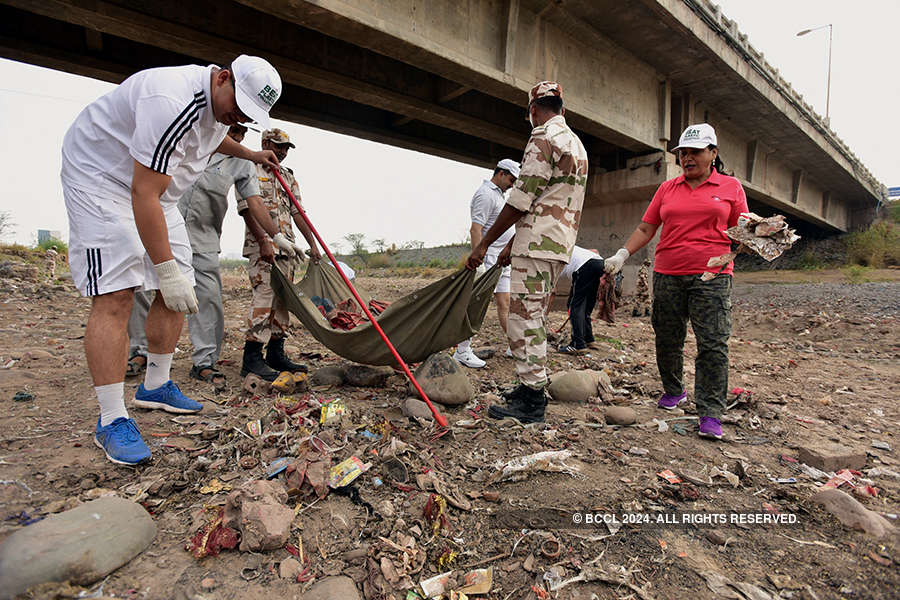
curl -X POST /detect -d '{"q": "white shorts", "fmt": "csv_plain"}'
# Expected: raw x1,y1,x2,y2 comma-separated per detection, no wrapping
64,183,194,297
484,252,511,294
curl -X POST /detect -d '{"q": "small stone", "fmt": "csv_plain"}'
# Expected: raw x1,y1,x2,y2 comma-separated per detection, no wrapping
401,397,435,421
79,478,96,491
280,557,302,579
482,491,501,502
798,443,867,472
872,441,892,452
605,406,637,426
628,447,649,456
705,529,727,545
376,500,395,518
547,370,596,403
242,373,270,395
23,349,54,360
200,577,216,590
223,480,293,552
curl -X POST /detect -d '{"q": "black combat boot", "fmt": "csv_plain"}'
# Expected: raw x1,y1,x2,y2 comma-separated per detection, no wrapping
488,384,547,424
265,337,308,373
241,340,280,381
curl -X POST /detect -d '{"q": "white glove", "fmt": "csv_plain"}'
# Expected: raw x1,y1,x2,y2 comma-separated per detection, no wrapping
272,233,297,258
153,259,198,314
604,248,630,274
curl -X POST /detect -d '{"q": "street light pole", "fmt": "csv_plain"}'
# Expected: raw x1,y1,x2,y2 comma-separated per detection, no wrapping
797,24,833,124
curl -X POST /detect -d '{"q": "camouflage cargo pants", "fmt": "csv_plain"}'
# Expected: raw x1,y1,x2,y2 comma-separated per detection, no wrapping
651,273,732,418
246,254,294,344
508,257,563,390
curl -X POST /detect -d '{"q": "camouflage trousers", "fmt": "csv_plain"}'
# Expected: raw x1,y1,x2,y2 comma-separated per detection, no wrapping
652,273,732,418
507,256,563,389
246,254,294,344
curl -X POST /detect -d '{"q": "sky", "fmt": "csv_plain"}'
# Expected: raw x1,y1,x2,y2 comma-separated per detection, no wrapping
0,0,897,256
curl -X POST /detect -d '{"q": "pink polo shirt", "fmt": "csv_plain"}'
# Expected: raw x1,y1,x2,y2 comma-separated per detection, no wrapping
642,169,748,276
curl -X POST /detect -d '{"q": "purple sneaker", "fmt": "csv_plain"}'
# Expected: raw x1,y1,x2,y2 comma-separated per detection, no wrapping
698,417,723,439
658,390,686,410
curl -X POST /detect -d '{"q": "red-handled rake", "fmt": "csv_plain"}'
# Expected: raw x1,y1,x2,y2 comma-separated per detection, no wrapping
271,169,448,428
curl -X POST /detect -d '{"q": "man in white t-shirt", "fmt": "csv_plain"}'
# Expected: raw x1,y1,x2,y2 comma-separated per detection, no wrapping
61,55,285,466
453,158,519,368
551,246,605,354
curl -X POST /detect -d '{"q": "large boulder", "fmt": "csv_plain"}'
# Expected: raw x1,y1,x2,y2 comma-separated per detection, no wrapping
223,480,294,552
812,488,896,538
547,370,597,403
0,497,156,600
409,353,474,406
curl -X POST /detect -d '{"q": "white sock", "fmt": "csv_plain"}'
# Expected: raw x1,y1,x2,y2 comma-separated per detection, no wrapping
456,340,471,354
97,382,128,427
144,352,173,390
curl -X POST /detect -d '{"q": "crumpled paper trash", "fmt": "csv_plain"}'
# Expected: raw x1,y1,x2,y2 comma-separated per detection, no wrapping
703,212,801,280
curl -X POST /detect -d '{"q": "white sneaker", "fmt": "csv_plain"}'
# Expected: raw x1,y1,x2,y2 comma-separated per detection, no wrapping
453,349,486,368
504,347,513,358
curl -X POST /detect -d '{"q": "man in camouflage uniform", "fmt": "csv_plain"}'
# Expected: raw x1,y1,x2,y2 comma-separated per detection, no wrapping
467,81,588,423
632,257,652,317
240,128,321,381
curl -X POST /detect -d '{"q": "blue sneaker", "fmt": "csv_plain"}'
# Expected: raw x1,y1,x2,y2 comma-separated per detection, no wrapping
94,417,152,465
134,380,203,413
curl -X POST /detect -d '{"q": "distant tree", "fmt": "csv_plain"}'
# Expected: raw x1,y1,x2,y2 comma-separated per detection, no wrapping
0,211,15,241
372,238,387,253
344,233,369,265
402,240,425,250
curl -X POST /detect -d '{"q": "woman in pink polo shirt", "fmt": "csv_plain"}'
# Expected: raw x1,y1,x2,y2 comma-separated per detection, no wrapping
604,124,748,440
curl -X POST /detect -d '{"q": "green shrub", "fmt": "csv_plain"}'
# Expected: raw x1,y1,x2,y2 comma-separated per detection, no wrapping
796,249,824,270
427,258,444,268
846,221,899,268
37,238,67,254
841,264,872,284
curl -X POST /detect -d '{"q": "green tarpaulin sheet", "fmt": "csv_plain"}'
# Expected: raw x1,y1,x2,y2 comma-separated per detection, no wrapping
272,261,502,366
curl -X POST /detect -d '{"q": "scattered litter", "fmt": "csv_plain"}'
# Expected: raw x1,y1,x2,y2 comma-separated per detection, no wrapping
13,390,34,402
420,570,453,598
710,465,740,487
488,450,579,484
872,441,892,452
629,447,649,456
657,470,682,484
267,457,292,479
329,456,370,488
246,419,262,437
652,418,669,433
199,478,232,495
186,506,239,559
320,399,347,425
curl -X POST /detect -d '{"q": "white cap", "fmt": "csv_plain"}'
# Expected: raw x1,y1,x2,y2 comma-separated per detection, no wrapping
674,123,717,150
497,158,521,178
231,55,281,129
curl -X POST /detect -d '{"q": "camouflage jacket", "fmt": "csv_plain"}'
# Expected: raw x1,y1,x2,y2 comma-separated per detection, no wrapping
238,164,301,258
506,114,588,263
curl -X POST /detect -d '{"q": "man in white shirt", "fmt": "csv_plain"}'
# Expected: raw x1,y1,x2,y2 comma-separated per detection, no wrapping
552,246,605,353
61,55,283,466
453,159,519,368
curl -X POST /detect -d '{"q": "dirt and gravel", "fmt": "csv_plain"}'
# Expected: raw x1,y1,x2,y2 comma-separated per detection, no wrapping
1,262,898,600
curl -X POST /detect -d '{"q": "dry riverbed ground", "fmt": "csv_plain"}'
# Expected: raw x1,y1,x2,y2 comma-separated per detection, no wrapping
1,266,898,599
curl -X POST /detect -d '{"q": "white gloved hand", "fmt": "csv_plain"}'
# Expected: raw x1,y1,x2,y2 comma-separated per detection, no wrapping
272,233,297,258
603,248,630,274
154,259,199,314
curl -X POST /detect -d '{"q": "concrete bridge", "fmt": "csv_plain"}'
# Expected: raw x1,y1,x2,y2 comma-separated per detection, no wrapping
1,0,886,270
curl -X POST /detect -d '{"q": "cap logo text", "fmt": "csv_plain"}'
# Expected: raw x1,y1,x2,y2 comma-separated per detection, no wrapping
258,85,279,107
